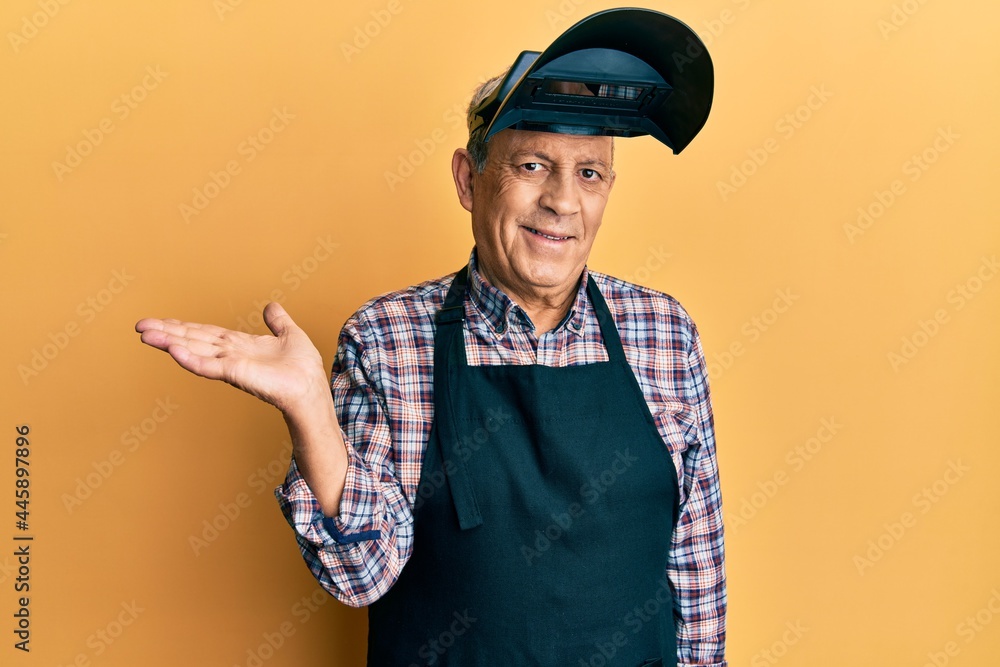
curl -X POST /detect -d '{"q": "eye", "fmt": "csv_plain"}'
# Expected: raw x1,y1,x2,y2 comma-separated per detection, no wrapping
521,162,542,172
580,168,602,181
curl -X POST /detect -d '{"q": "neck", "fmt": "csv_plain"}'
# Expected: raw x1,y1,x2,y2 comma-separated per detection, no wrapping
476,262,581,334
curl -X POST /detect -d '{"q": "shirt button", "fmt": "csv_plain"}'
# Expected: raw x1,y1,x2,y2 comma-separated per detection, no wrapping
495,322,506,334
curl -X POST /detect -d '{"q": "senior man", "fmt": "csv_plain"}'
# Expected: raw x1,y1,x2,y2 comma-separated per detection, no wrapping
136,8,724,666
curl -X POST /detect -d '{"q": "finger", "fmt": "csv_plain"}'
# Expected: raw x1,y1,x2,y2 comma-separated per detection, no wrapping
138,328,172,351
154,320,245,346
137,317,250,347
166,343,228,379
135,317,204,332
263,302,296,337
139,329,236,357
135,317,166,333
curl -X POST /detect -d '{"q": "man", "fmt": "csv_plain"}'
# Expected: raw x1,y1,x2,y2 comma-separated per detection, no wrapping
136,8,724,666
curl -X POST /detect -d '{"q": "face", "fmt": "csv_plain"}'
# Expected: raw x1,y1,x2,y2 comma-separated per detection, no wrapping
454,129,615,305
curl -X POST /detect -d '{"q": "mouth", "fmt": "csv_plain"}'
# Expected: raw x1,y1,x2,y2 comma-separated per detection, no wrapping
523,226,573,242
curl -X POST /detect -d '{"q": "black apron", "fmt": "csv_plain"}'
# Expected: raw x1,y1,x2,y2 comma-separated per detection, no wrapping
368,266,680,666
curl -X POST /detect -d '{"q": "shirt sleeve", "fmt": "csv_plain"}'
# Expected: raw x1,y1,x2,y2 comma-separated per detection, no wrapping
274,316,415,608
670,321,728,666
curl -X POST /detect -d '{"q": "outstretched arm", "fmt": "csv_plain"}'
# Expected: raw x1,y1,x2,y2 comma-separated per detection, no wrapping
134,302,347,517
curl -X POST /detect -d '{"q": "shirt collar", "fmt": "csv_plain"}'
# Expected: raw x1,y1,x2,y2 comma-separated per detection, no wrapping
466,247,589,338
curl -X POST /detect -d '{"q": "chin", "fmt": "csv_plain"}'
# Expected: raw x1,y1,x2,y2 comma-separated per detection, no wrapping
521,262,575,288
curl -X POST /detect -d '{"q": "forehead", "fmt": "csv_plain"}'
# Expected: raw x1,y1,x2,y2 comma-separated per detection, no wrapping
489,129,613,164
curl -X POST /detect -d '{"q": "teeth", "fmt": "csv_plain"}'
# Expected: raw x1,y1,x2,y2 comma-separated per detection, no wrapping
528,227,569,241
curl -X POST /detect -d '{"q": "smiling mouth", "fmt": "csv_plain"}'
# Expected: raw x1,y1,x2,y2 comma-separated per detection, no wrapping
524,227,572,241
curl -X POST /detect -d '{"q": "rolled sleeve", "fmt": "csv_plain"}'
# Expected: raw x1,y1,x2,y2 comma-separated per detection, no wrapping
275,445,383,547
273,317,414,608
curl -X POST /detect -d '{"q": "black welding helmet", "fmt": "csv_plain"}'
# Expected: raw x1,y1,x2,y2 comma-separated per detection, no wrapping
468,7,714,154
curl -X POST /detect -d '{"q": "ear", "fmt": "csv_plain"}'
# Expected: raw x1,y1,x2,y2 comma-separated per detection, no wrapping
451,148,475,213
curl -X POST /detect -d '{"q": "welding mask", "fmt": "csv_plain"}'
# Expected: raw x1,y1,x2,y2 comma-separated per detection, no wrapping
468,7,714,154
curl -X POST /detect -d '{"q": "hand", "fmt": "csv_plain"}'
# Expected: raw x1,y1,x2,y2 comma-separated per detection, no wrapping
134,302,329,414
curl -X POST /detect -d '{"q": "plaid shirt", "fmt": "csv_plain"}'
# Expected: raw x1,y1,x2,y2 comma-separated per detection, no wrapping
276,248,727,666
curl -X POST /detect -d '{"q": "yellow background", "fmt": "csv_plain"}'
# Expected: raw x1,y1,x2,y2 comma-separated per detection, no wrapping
2,0,998,665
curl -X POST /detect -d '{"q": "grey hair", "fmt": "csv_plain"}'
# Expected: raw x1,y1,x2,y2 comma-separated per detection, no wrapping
464,68,616,175
466,69,509,174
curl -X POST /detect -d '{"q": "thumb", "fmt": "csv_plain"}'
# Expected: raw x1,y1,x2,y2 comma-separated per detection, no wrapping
262,302,296,337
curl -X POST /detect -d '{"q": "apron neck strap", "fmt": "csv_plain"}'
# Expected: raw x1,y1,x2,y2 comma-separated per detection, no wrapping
585,273,627,365
436,263,625,364
436,265,470,326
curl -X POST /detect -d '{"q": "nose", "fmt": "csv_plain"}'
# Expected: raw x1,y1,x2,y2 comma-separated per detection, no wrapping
538,170,580,218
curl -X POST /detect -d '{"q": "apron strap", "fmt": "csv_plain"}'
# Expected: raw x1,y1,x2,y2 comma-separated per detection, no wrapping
432,265,483,530
435,265,470,331
585,273,628,366
586,273,663,450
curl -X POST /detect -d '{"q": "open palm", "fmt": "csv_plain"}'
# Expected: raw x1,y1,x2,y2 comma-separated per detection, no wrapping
135,302,328,413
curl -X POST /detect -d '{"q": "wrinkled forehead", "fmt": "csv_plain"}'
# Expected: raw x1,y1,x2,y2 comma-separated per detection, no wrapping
487,128,614,166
